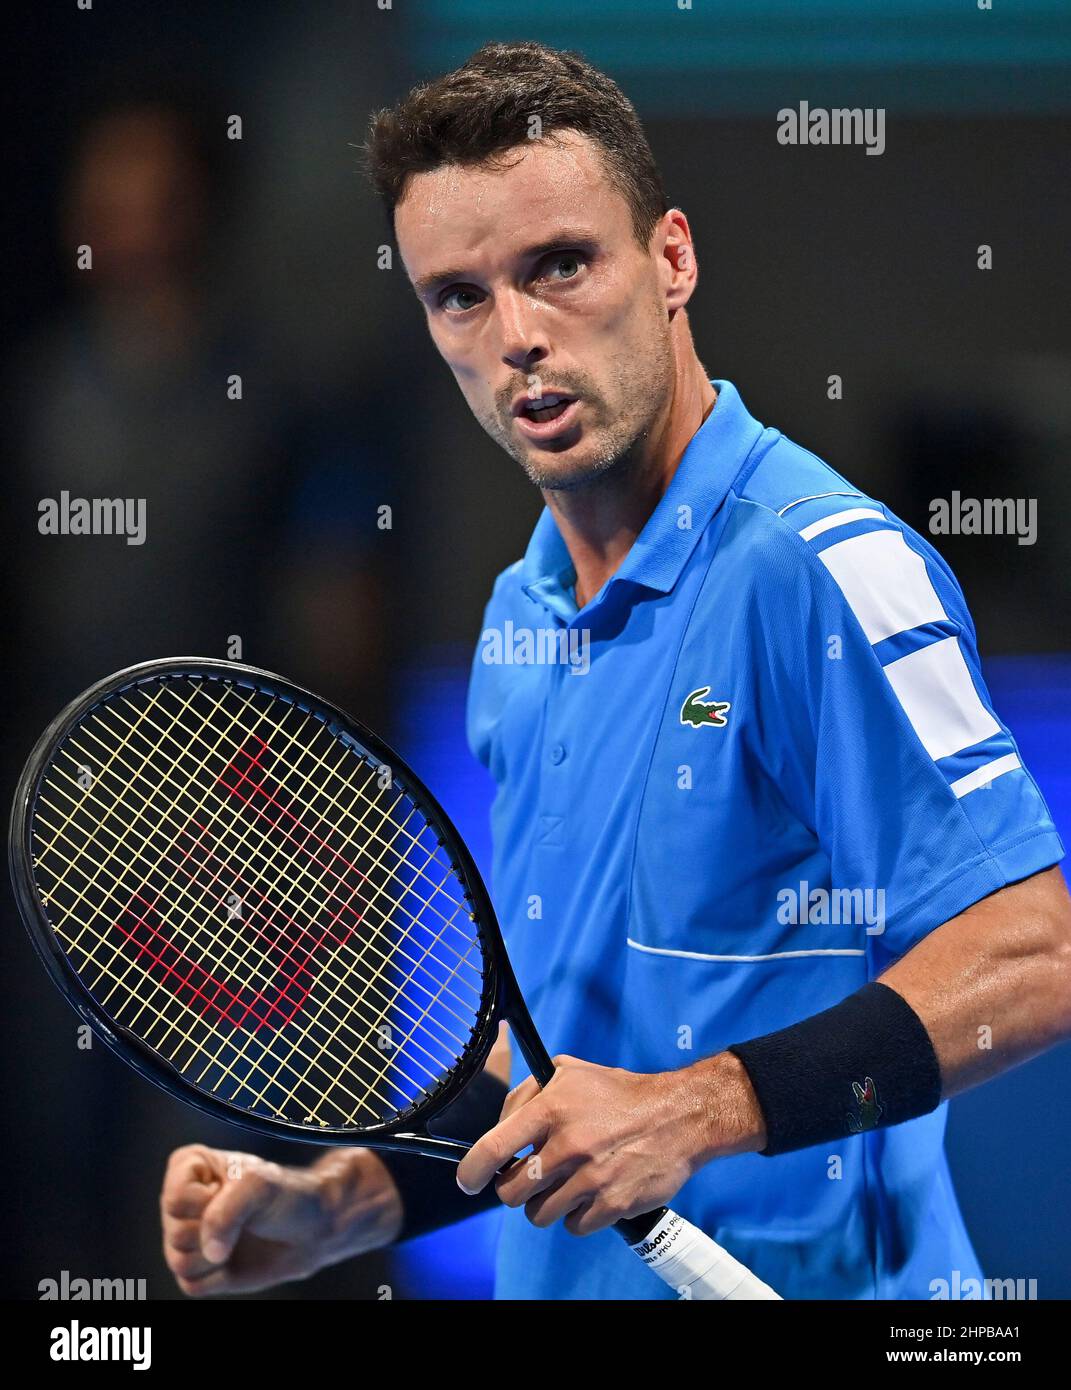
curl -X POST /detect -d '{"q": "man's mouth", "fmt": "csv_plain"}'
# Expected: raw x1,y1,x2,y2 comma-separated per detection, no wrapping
513,394,583,442
511,391,581,441
522,393,574,423
513,389,577,419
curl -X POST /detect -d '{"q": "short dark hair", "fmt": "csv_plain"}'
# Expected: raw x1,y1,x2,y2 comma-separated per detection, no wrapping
362,40,669,249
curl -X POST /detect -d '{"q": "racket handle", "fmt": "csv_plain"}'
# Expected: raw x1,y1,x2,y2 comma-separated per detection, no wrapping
617,1207,782,1300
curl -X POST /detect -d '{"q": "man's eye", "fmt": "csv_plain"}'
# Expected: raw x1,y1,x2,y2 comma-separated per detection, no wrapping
441,287,482,312
546,255,583,281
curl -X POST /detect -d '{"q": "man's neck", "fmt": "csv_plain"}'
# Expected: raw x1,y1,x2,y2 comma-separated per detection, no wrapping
544,363,717,611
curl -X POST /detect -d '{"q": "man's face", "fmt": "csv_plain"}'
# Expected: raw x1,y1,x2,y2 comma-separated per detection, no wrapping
395,131,674,490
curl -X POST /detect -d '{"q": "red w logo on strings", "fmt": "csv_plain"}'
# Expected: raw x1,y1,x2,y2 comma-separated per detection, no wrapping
112,736,363,1033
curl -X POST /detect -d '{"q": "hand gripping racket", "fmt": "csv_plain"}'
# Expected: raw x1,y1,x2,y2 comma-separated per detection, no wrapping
9,658,779,1300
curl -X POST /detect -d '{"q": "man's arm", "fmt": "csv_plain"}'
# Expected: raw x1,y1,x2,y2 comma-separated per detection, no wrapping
160,1143,404,1296
717,864,1071,1154
162,1031,513,1295
875,865,1071,1097
457,867,1071,1234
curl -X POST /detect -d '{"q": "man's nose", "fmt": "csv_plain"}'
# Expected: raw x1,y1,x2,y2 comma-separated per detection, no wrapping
496,289,550,371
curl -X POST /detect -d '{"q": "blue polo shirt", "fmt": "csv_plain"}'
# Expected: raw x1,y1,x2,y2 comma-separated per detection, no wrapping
465,379,1064,1300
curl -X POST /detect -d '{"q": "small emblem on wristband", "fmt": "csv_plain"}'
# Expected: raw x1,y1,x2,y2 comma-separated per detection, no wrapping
680,686,731,729
847,1075,884,1133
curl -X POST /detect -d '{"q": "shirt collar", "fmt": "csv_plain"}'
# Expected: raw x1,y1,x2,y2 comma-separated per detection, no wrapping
519,379,765,620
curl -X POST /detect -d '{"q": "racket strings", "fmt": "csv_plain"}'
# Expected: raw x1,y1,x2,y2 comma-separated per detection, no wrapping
30,675,492,1129
50,695,486,1045
36,783,413,1125
37,733,480,1123
39,685,480,966
38,689,480,1112
47,679,480,1002
38,700,480,1123
56,690,486,1040
36,762,460,1112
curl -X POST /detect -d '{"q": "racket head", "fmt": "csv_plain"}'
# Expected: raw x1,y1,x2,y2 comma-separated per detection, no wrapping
10,657,511,1155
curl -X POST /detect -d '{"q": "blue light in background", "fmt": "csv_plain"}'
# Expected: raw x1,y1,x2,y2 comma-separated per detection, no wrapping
945,655,1071,1299
387,648,501,1300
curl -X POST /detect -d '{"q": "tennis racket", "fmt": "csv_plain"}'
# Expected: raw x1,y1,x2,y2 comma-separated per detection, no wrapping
9,657,779,1300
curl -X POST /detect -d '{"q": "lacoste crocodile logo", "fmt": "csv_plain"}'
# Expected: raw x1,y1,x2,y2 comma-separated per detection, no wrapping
847,1076,884,1133
679,686,731,729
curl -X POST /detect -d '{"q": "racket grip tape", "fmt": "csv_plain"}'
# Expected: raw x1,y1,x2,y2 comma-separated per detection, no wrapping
621,1208,782,1300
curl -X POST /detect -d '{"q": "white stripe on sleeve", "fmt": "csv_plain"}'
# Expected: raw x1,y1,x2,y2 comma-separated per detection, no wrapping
882,636,1001,760
817,529,948,643
949,752,1021,799
797,507,887,542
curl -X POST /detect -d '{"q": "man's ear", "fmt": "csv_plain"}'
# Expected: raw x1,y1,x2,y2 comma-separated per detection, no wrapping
660,208,699,312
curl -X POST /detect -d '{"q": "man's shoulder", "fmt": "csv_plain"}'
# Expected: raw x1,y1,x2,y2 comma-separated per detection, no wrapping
717,432,967,628
733,430,881,536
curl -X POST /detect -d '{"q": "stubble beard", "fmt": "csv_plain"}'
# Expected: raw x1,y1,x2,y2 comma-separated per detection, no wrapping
482,340,674,494
515,414,651,492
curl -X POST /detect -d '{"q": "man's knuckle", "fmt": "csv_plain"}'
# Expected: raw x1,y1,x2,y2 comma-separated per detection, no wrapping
234,1169,267,1203
160,1189,194,1218
603,1195,628,1223
489,1135,515,1169
494,1177,524,1209
525,1194,555,1228
166,1249,201,1278
168,1143,207,1171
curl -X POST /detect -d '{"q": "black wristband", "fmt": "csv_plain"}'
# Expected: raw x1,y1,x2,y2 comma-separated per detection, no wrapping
379,1071,510,1242
727,981,943,1156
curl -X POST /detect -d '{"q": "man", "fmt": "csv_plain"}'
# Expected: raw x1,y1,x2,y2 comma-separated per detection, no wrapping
161,41,1070,1300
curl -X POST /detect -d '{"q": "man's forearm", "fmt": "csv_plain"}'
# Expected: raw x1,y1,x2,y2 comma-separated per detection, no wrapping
309,1148,405,1264
689,868,1071,1160
686,1050,768,1161
880,865,1071,1099
307,1070,513,1255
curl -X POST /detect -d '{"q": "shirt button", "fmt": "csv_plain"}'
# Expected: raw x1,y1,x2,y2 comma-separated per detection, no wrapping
549,744,566,765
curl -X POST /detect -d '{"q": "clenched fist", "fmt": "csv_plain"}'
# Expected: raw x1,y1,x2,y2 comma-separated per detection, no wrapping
160,1144,403,1296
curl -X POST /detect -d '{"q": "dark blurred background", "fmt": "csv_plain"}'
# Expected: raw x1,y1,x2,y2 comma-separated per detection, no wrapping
3,1,1069,1300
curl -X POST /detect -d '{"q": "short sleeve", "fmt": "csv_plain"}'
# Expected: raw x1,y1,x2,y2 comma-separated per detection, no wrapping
753,504,1064,962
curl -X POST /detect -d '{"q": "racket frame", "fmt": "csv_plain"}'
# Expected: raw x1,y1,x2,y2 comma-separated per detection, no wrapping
10,657,552,1162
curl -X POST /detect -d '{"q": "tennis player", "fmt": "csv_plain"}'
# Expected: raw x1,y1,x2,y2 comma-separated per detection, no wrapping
162,41,1071,1300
